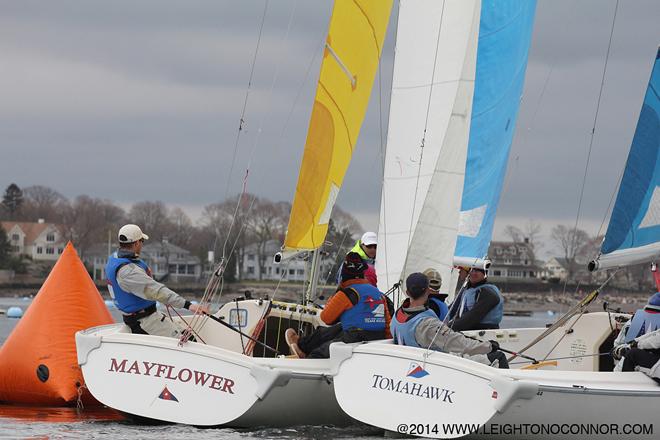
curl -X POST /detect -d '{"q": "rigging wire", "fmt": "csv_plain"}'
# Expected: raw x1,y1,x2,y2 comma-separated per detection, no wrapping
212,0,270,258
561,0,619,300
202,15,326,312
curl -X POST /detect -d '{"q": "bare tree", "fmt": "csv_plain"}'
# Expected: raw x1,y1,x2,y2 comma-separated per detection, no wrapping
199,194,255,281
504,220,542,251
128,201,171,241
166,207,195,247
523,219,543,253
245,197,288,280
550,225,590,282
21,185,68,223
504,225,523,242
61,196,125,258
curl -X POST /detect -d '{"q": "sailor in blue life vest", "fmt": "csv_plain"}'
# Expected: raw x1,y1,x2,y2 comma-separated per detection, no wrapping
286,252,392,359
447,267,503,331
612,266,660,382
391,273,508,368
106,224,208,337
336,231,378,287
423,268,448,321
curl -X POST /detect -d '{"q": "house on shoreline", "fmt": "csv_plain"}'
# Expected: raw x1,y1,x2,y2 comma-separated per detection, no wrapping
84,239,202,283
1,219,66,261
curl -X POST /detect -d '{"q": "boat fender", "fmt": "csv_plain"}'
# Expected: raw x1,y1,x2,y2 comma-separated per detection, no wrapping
249,365,292,400
489,376,538,413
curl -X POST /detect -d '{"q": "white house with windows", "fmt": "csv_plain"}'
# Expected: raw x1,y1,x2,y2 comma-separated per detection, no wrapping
487,240,541,282
85,240,202,283
239,240,333,282
1,219,66,261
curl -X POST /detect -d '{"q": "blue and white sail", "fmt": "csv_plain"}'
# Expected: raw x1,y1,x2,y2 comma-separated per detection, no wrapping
454,0,537,268
589,48,660,271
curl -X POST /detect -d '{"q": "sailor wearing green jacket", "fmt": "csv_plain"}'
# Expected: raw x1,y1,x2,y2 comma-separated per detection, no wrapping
337,232,378,286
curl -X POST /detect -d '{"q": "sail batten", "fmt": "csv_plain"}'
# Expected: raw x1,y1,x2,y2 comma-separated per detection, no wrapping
590,48,660,271
283,0,393,253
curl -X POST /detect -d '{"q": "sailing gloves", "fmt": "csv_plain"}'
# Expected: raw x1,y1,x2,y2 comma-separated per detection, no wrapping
489,340,500,352
612,340,637,360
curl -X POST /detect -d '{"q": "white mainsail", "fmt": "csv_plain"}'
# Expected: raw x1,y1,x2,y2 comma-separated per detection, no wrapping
376,0,481,296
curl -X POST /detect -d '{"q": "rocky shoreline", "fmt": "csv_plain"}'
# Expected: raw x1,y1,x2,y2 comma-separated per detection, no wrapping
1,283,651,314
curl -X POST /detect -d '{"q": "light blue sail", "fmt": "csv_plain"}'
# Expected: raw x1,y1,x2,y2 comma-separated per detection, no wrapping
454,0,536,263
593,48,660,270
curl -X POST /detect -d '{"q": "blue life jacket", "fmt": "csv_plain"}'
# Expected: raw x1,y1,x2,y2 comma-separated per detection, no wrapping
459,283,503,327
625,309,660,343
390,307,438,348
428,295,448,321
106,253,156,313
339,282,387,332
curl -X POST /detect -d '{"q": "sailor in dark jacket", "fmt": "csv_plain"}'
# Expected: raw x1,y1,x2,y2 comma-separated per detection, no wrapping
447,267,503,331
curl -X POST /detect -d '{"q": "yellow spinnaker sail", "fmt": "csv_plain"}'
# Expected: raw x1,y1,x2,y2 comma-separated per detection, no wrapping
283,0,393,253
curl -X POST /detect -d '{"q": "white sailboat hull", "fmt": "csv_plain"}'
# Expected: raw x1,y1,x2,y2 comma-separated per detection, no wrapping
331,345,659,439
76,300,353,427
331,312,660,439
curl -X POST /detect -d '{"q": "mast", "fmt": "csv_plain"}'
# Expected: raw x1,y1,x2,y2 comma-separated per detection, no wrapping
305,248,323,304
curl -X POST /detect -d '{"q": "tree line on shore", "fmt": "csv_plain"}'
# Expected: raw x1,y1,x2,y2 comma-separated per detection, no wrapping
0,183,656,293
0,183,362,281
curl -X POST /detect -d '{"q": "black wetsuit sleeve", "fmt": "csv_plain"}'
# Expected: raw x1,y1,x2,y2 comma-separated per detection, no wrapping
451,287,499,332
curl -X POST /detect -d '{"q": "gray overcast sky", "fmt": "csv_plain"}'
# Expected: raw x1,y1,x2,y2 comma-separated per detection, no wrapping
1,0,659,256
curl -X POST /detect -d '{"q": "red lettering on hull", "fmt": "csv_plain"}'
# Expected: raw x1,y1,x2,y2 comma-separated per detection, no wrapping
108,358,237,393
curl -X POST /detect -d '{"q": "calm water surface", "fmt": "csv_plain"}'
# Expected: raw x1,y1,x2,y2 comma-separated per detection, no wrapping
0,297,555,439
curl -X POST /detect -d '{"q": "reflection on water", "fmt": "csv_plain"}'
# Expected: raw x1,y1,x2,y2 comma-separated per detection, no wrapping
0,405,383,440
0,405,124,423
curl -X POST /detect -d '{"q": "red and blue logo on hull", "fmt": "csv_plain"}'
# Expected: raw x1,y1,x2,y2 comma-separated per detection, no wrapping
406,362,429,378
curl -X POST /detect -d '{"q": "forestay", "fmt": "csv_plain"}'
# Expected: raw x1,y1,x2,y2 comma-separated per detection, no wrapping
377,0,481,295
590,48,660,271
283,0,393,256
454,1,537,265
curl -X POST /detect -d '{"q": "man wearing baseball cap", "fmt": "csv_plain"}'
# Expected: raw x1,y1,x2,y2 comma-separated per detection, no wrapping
447,267,503,332
105,224,208,337
423,268,448,320
390,272,508,368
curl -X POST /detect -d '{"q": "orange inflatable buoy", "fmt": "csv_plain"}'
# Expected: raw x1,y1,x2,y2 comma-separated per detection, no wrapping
0,242,113,405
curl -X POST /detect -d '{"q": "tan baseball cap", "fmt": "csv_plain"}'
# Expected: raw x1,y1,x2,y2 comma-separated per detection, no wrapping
423,268,442,290
118,224,149,244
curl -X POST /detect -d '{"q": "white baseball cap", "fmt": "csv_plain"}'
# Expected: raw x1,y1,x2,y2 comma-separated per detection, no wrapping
361,231,377,246
118,224,149,243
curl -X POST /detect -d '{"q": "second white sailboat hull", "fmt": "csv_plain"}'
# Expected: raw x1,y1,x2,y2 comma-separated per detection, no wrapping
332,341,660,439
